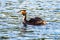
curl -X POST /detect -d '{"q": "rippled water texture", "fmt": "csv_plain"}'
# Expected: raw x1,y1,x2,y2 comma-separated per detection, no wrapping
0,0,60,40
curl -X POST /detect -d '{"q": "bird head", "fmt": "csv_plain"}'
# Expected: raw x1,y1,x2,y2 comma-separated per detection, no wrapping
20,10,26,16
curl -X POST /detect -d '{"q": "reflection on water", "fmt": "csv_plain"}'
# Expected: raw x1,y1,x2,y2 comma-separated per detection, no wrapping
0,0,60,40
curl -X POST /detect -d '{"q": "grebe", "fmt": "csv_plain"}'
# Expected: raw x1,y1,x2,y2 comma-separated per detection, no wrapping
20,10,46,26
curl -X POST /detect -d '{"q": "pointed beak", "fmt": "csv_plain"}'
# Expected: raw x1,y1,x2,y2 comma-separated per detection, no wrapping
17,11,20,13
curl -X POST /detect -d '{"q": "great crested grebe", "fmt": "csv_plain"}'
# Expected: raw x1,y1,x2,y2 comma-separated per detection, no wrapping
19,10,46,26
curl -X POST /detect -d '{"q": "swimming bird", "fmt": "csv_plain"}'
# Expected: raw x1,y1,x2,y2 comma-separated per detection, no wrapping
19,10,46,26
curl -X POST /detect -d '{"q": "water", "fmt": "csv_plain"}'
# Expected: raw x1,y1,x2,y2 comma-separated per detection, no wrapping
0,0,60,40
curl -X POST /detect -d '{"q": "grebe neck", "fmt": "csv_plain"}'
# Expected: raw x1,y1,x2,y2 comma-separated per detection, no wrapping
23,14,26,22
23,14,27,27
